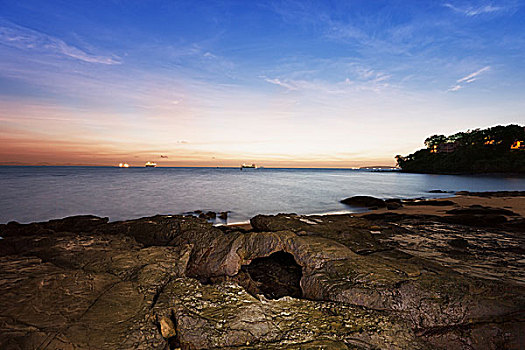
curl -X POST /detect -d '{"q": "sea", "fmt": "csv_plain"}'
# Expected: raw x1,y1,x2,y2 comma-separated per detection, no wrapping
1,166,524,224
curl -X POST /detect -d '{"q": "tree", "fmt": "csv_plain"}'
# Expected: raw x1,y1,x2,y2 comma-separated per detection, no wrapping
424,135,447,148
395,155,405,167
489,125,525,149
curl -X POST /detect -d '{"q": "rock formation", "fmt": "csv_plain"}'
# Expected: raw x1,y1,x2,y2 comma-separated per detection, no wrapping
1,209,524,349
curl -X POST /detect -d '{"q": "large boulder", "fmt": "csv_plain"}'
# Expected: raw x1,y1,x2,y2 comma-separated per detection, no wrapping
340,196,386,208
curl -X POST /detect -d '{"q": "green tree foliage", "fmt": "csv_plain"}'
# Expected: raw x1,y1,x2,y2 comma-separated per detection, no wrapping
396,125,525,174
424,134,447,148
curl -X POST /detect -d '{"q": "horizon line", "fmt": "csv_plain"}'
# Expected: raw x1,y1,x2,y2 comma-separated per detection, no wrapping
0,164,399,169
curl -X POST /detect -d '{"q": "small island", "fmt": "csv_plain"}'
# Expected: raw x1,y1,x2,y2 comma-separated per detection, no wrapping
396,124,525,174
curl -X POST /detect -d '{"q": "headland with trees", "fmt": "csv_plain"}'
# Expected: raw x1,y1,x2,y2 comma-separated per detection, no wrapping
396,124,525,174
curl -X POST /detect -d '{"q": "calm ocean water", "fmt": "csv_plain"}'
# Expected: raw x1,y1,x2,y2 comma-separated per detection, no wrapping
1,166,524,224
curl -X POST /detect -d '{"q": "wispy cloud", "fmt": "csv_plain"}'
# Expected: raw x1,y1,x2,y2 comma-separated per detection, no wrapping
448,84,463,92
260,59,393,95
443,3,504,16
447,66,490,92
457,66,490,82
262,77,298,91
0,20,120,65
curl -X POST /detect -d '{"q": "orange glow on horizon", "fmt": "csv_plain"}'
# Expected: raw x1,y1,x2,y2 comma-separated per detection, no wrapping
0,136,397,168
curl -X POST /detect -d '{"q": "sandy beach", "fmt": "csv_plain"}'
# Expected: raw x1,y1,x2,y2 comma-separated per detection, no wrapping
357,191,525,217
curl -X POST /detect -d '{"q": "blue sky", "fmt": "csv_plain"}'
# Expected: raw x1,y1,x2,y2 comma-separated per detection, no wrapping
1,0,524,166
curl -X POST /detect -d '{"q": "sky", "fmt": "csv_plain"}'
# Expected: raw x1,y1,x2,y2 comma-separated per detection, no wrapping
0,0,524,167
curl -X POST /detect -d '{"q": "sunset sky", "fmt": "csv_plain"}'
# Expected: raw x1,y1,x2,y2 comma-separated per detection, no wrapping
1,0,524,167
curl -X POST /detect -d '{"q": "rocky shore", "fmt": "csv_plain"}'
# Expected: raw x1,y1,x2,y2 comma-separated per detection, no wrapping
1,192,524,349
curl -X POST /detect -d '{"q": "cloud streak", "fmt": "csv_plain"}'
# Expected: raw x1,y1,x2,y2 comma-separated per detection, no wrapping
263,77,298,91
443,3,504,16
0,20,120,65
457,66,490,83
260,61,393,96
447,66,490,92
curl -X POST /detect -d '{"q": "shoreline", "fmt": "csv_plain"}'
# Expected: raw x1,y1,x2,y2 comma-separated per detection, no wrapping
399,169,525,176
222,190,525,230
3,166,525,225
3,190,522,228
352,191,525,218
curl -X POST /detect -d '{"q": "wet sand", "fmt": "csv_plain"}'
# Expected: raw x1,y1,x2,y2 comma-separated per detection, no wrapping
357,193,525,217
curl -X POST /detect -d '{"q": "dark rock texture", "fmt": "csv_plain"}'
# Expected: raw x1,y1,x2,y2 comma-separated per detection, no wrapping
386,199,403,210
1,210,524,349
2,215,109,237
446,205,519,216
340,195,386,208
0,232,192,349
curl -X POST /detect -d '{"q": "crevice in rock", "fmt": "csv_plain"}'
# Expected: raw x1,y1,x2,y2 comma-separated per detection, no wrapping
355,248,393,256
76,280,122,321
150,277,171,310
240,251,303,299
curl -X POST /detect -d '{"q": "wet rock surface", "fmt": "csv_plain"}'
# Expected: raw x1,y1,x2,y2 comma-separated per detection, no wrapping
0,205,524,349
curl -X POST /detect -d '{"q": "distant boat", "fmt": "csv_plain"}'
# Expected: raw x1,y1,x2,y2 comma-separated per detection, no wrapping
118,163,129,168
145,161,157,167
240,163,258,170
